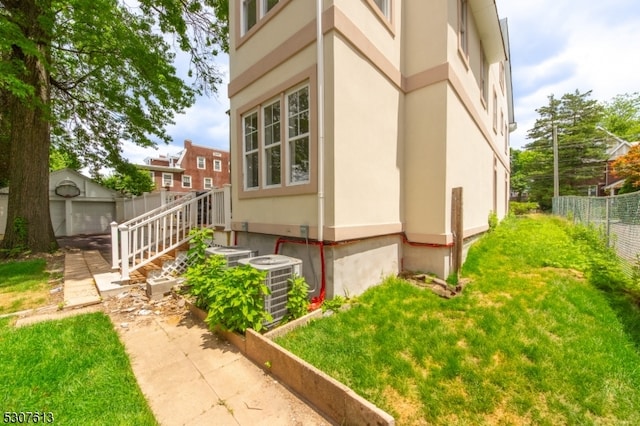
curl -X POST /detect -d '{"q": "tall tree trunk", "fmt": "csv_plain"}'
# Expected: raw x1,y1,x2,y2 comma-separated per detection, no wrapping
0,0,57,254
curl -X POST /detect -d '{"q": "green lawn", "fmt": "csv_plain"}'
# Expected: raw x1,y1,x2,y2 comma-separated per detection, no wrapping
0,259,51,314
275,215,640,424
0,312,157,425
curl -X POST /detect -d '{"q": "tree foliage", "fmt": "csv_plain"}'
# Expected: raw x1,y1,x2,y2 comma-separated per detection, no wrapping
601,92,640,142
99,163,155,196
523,90,606,209
0,0,228,254
612,144,640,192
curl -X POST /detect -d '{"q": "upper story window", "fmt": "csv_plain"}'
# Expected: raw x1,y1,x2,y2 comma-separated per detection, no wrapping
458,0,469,57
499,62,505,93
204,177,213,189
492,90,498,133
197,156,206,169
213,159,222,172
182,175,192,188
242,0,280,35
373,0,390,19
162,173,173,187
480,48,488,107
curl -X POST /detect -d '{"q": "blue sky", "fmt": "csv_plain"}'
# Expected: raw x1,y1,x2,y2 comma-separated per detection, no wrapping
122,0,640,164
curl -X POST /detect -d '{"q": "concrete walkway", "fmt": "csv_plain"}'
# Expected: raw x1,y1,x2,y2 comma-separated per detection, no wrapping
58,249,331,425
120,313,331,425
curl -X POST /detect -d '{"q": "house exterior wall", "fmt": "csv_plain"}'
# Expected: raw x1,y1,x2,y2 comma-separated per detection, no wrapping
228,0,513,285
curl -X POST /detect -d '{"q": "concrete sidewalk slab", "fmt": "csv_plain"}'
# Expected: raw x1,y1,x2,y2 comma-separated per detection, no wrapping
115,312,331,426
63,252,101,308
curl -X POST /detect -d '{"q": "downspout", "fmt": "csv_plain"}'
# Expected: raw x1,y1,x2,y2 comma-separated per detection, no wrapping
316,0,325,244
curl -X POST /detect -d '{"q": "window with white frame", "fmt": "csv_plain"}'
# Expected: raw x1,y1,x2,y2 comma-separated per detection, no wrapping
263,100,281,186
197,156,206,169
373,0,390,19
162,173,173,187
182,175,192,188
243,0,257,33
243,111,259,189
287,86,310,184
459,0,468,56
149,171,154,180
204,177,213,189
213,159,222,172
242,0,279,35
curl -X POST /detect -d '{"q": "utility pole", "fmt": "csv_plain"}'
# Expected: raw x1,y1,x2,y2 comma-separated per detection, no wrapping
553,124,559,198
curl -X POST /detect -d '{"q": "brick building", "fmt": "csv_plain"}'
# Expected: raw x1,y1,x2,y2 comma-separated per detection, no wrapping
138,140,230,192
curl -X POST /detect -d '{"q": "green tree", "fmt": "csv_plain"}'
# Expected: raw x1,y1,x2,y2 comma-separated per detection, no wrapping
601,93,640,142
524,90,606,209
99,163,155,196
0,0,228,254
509,149,528,201
49,146,81,172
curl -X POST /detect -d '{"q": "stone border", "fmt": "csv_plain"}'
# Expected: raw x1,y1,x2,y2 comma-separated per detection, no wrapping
187,303,395,425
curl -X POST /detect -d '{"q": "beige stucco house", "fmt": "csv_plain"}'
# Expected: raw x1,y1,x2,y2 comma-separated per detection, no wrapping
228,0,515,299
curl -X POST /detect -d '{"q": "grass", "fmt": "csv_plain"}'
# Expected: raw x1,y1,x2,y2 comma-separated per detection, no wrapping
0,259,54,314
275,215,640,424
0,312,157,425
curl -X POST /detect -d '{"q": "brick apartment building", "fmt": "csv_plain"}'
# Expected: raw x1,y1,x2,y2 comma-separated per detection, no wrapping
138,140,230,192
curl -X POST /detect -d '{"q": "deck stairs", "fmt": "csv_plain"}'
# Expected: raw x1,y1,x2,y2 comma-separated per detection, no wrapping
110,187,231,285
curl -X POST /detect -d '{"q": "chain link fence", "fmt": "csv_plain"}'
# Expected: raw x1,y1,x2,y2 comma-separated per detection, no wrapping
553,192,640,278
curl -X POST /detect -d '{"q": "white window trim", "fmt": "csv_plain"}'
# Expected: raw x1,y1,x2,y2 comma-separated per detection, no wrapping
243,110,260,190
162,173,173,188
213,159,222,172
203,177,213,189
262,98,282,188
197,156,206,170
182,175,192,188
286,85,310,186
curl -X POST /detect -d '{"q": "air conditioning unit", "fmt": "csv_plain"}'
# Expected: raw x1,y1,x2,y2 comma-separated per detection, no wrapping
238,254,303,327
205,246,256,268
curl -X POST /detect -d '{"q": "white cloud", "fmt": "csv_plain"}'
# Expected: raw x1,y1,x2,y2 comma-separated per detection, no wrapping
499,0,640,148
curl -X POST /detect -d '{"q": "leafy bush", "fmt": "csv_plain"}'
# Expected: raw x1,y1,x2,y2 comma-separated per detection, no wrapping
184,254,226,309
509,201,539,216
322,295,347,313
488,211,498,232
204,265,271,333
284,274,310,321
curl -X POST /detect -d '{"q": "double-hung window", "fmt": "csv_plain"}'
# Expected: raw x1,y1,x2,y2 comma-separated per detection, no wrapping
182,175,192,188
197,156,206,169
263,100,281,186
204,177,213,189
287,86,310,184
243,111,259,189
213,159,222,172
242,0,279,35
162,173,173,187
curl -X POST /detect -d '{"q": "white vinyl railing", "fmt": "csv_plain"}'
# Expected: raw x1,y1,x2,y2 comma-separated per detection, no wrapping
111,185,231,281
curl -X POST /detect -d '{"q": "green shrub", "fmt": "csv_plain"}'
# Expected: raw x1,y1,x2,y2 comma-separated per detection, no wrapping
284,274,310,321
184,254,226,309
322,295,347,312
488,211,498,231
509,201,539,216
205,265,271,333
